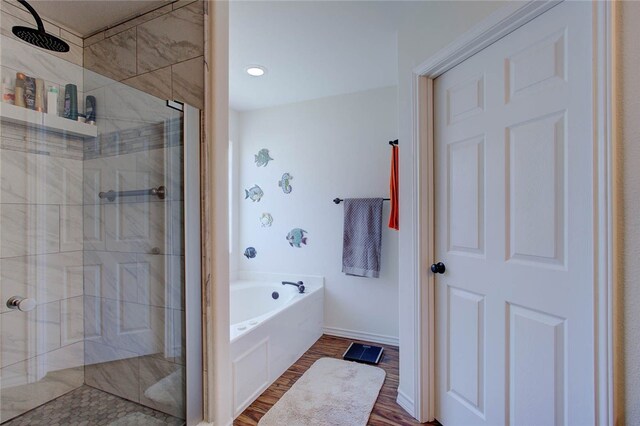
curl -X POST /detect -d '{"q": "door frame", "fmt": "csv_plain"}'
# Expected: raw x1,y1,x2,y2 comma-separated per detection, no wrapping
410,1,619,423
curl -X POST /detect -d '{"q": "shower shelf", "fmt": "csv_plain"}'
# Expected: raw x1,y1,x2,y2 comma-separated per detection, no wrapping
0,102,97,138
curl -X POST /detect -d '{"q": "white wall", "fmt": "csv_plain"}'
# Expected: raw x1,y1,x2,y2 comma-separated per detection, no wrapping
234,86,400,343
395,0,502,416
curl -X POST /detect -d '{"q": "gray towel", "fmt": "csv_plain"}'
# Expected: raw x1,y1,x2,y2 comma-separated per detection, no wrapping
342,198,384,278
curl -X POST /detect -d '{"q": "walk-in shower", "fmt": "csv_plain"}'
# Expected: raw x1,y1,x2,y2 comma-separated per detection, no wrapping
0,29,202,425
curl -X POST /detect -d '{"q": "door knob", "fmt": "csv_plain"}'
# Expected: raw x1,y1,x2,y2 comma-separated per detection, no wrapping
430,262,446,274
6,296,37,312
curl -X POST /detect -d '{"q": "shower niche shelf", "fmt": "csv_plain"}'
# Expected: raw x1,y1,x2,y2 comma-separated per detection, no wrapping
0,102,97,138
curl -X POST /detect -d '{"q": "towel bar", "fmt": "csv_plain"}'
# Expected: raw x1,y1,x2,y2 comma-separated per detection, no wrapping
333,198,390,204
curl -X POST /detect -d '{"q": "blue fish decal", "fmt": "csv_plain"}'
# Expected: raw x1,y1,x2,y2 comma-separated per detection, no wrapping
244,184,263,202
254,149,274,167
244,247,257,259
278,173,293,194
286,228,308,248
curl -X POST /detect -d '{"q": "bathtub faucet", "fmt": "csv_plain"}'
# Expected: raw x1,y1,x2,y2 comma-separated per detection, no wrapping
282,281,305,293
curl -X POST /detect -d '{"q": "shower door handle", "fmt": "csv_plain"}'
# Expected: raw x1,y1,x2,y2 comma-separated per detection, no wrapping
6,296,37,312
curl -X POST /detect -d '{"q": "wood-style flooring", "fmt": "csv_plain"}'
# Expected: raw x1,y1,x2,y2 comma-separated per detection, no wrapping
234,334,435,426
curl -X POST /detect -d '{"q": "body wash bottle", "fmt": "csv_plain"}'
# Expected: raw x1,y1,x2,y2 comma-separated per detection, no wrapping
35,78,44,112
85,95,96,124
47,86,58,115
23,75,36,110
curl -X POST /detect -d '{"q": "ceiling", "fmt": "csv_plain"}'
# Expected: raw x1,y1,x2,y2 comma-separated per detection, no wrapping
26,0,426,111
230,1,421,111
31,0,170,37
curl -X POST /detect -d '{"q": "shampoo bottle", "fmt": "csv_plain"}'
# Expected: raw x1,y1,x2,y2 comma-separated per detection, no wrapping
63,83,77,120
14,73,25,108
2,78,15,104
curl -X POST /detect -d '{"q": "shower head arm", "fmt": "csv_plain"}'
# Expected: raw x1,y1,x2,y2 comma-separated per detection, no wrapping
17,0,45,32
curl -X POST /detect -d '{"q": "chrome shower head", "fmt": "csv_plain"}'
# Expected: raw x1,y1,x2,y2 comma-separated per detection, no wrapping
11,0,70,53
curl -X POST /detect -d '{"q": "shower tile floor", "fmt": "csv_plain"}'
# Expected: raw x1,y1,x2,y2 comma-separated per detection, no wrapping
3,385,184,426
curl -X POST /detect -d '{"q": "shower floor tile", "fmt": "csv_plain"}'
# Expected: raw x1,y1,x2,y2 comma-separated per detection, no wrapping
2,385,184,426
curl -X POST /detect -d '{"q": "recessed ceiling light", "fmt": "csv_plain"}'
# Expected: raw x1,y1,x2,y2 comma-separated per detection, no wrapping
246,66,266,77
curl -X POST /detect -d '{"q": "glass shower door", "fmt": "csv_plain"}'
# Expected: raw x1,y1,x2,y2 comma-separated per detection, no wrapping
0,35,201,425
82,70,188,421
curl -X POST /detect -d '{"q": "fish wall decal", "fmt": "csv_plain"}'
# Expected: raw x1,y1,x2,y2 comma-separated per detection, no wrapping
260,213,273,227
286,228,308,248
278,172,293,194
244,247,257,259
244,184,263,202
254,148,274,167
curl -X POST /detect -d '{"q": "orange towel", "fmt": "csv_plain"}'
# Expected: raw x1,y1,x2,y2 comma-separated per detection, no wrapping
388,145,399,230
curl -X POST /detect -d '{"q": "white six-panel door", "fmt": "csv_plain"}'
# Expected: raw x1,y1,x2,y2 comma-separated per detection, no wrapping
434,2,594,425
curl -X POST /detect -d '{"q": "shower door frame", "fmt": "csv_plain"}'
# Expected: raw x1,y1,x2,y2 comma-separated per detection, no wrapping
168,100,203,425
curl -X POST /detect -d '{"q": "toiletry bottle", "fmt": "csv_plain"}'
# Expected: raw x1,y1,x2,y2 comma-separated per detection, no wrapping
47,86,58,115
2,77,15,105
63,83,77,120
35,78,44,112
85,95,96,124
14,73,25,108
23,75,36,110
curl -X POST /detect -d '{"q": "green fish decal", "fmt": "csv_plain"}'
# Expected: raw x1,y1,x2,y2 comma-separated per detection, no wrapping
254,148,274,167
286,228,308,248
244,184,263,202
278,172,293,194
260,213,273,227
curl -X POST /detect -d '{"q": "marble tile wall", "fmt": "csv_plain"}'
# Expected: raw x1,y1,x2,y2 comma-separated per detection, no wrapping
0,124,85,423
84,0,204,110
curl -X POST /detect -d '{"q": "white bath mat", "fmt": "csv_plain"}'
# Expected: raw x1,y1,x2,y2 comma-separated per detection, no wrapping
258,357,386,426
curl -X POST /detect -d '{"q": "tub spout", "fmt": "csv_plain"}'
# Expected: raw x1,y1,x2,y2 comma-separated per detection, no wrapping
282,281,305,293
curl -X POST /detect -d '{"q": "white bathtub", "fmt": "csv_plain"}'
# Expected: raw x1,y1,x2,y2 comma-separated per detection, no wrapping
230,272,324,417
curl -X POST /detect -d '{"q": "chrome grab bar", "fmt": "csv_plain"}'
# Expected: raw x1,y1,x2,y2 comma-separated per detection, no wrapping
98,185,166,202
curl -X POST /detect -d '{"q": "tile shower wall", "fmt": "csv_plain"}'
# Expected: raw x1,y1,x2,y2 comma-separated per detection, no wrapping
0,18,84,419
83,0,204,110
82,72,185,418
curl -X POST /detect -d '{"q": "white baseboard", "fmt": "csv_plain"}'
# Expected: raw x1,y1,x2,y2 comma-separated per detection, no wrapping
199,419,231,426
323,326,399,347
396,389,416,418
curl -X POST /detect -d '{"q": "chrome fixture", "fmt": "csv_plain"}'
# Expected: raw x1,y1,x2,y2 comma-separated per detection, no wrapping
6,296,37,312
282,281,305,293
12,0,70,52
98,185,167,202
